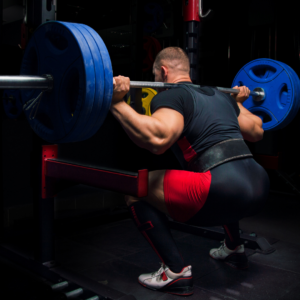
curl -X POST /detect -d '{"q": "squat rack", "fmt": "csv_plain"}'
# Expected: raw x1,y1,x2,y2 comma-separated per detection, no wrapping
1,1,276,299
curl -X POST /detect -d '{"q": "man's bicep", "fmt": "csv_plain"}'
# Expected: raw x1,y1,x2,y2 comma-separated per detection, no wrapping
151,107,184,149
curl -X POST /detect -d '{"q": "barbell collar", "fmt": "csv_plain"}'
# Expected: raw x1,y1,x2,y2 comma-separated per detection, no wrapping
0,75,52,90
252,87,266,102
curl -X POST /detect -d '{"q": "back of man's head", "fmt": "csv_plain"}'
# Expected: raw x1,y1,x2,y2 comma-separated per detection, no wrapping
154,47,190,74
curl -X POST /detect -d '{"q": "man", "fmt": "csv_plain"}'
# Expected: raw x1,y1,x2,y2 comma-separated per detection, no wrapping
110,47,269,296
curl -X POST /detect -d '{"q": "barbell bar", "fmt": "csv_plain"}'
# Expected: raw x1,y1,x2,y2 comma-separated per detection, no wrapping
0,75,53,90
1,21,299,143
0,76,265,100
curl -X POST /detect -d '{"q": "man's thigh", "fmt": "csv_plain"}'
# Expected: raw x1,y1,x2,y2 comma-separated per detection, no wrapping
126,169,211,223
146,170,168,214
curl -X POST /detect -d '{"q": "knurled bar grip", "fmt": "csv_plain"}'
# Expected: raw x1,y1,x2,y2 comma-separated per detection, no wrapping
130,81,265,98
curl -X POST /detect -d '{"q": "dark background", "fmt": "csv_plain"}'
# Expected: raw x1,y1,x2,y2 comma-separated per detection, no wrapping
1,0,300,220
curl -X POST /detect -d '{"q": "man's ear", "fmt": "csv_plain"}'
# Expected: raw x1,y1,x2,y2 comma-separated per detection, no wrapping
161,66,168,80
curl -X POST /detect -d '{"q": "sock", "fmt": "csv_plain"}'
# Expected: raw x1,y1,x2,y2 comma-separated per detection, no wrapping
223,222,242,250
129,201,185,273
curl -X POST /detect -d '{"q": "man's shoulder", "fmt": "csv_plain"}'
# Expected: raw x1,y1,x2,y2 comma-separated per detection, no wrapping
152,86,189,102
151,86,191,115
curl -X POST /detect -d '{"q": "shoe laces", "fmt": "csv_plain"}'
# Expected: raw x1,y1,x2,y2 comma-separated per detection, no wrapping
215,242,226,255
151,262,166,278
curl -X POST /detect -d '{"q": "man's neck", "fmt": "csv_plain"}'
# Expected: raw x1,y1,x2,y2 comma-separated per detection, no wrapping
169,76,192,84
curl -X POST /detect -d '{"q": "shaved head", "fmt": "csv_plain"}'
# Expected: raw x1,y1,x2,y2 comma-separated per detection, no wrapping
153,47,190,74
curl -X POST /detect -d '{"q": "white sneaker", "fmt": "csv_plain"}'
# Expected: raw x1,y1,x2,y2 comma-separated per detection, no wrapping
209,242,248,269
138,263,193,296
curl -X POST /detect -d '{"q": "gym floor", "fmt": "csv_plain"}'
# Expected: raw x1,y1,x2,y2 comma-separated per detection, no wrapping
1,191,300,300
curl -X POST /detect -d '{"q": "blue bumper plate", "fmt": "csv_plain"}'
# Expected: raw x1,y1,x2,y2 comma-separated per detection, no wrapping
20,21,96,143
75,23,113,140
232,58,300,131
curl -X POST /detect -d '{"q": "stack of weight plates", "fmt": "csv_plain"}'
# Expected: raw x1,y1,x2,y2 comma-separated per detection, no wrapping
232,58,300,131
20,21,113,143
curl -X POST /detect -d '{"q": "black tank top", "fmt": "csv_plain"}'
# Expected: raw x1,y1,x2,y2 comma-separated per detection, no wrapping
151,83,243,169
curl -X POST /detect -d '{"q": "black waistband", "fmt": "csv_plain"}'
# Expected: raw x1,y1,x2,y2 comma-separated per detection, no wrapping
187,139,253,173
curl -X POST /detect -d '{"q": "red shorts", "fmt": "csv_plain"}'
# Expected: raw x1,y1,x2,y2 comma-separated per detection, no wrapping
163,170,212,223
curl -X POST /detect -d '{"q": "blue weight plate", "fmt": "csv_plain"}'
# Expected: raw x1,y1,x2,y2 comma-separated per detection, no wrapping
72,23,105,141
78,24,113,140
232,58,298,131
281,63,300,110
268,60,300,129
276,62,300,129
2,89,23,119
20,21,96,143
54,22,98,143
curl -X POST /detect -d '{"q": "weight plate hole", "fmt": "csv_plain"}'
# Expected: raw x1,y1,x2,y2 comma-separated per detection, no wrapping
251,65,276,79
278,83,288,108
254,111,272,124
262,114,272,123
45,31,68,51
142,92,149,98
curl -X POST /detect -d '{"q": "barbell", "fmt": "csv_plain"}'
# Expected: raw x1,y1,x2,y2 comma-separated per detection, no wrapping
1,21,299,143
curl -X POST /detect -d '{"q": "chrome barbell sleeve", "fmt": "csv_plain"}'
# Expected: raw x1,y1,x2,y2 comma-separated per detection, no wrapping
0,75,53,90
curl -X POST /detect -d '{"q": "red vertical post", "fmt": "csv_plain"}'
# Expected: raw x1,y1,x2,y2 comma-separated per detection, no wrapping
41,145,58,199
183,0,200,22
34,144,57,264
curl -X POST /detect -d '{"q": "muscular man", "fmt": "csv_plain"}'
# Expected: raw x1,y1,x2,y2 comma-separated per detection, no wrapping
110,47,269,296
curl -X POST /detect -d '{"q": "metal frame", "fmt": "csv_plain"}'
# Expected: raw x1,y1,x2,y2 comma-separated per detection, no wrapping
26,0,56,28
38,145,147,262
199,0,212,18
0,3,276,298
0,246,135,299
1,144,146,299
169,221,276,254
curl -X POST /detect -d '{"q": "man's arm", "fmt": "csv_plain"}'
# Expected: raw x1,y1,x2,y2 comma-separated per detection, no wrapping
231,86,264,143
237,111,264,142
110,102,184,154
110,76,184,154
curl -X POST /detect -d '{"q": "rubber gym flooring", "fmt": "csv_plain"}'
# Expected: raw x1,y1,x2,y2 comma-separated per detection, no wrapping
1,192,300,300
